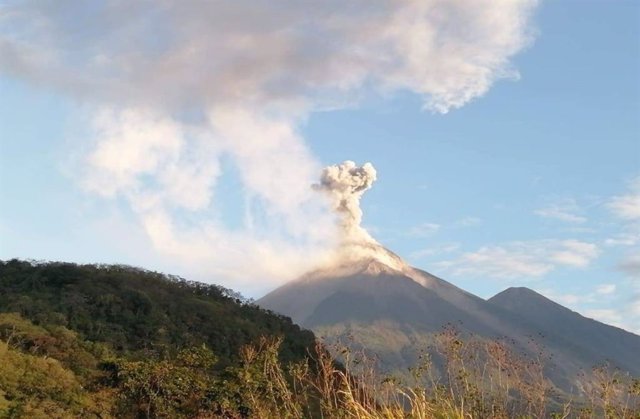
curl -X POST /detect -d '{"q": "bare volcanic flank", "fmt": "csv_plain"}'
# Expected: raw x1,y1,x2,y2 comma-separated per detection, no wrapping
489,287,640,379
258,242,640,394
260,242,515,336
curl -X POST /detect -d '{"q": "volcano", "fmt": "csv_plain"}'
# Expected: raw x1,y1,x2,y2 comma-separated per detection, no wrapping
260,161,640,395
258,241,640,395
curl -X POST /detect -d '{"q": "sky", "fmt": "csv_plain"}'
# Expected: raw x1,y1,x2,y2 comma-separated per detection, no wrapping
1,1,639,333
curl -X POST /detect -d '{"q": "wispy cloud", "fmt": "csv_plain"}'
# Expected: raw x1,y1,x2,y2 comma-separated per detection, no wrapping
453,217,483,228
595,283,617,295
409,222,441,237
534,199,587,223
537,283,616,305
630,293,640,316
410,242,460,260
535,286,640,334
583,309,625,329
617,252,640,279
605,233,638,247
549,239,599,268
409,216,480,238
543,291,593,306
435,239,600,280
605,176,640,282
621,291,640,333
607,177,640,221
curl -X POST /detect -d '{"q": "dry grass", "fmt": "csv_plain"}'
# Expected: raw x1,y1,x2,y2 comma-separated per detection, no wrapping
228,329,640,419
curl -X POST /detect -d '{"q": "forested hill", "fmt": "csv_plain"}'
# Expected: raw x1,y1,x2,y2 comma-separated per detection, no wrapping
0,259,328,417
0,259,314,365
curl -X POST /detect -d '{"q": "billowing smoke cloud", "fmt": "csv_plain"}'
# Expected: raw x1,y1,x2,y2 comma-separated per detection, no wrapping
313,161,422,275
0,1,537,113
314,161,377,243
0,0,538,288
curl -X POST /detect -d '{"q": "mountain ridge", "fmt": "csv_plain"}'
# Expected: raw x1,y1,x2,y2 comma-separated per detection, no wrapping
258,242,640,395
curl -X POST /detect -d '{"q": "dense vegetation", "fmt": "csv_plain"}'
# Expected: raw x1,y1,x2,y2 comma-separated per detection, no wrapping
0,260,638,418
0,259,314,366
0,259,317,417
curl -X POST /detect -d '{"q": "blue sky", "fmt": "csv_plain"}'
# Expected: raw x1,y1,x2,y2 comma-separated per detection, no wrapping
1,1,639,333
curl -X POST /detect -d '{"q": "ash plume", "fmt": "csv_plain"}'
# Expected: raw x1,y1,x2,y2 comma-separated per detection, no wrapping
0,0,539,288
314,161,377,243
313,161,416,274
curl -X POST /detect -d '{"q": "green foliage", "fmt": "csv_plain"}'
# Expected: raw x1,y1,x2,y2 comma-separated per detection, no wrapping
0,259,314,366
0,259,316,418
112,346,219,418
0,314,113,418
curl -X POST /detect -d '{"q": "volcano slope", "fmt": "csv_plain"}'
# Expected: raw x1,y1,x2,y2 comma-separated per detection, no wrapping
258,242,640,395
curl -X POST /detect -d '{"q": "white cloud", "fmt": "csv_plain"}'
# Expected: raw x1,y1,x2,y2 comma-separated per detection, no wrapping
537,287,640,334
608,195,640,221
595,284,617,295
549,239,599,268
435,239,600,280
436,245,552,279
0,0,539,286
607,177,640,221
0,1,538,114
585,307,640,335
604,232,638,247
563,226,597,234
583,309,625,329
623,292,640,334
551,293,590,306
534,199,587,223
537,283,616,306
84,108,216,210
630,293,640,317
79,107,338,287
605,177,640,284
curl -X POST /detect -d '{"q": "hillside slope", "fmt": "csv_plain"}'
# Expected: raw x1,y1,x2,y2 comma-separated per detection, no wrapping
0,259,315,366
489,287,640,378
0,259,321,417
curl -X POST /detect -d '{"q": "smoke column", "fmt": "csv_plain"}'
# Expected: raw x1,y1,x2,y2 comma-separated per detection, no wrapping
313,161,421,275
314,161,377,243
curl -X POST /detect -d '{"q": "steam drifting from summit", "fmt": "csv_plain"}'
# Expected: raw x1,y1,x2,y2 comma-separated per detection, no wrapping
315,161,377,243
0,0,539,287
